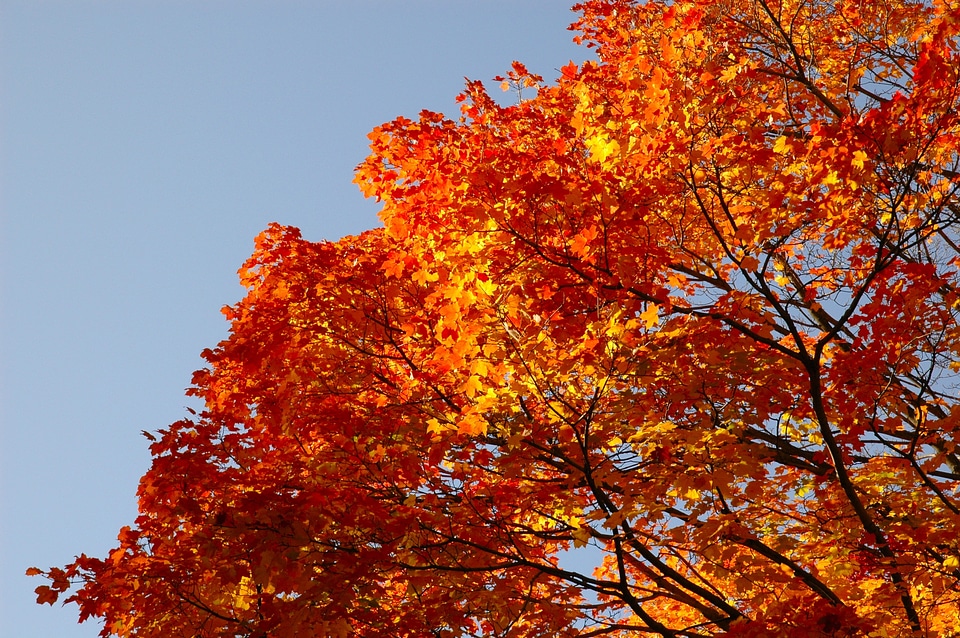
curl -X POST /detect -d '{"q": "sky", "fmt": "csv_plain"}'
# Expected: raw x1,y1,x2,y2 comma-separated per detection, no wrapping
0,2,593,636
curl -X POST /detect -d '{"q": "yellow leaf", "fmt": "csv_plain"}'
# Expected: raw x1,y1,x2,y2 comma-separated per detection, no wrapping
585,135,620,163
477,277,497,297
460,375,483,399
412,268,439,285
426,418,446,436
234,576,257,611
572,527,591,548
640,304,659,329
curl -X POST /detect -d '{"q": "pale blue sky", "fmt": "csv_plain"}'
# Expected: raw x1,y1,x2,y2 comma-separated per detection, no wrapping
0,2,591,636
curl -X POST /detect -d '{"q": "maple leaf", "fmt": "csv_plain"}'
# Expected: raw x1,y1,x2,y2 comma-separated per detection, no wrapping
35,585,59,606
640,303,659,329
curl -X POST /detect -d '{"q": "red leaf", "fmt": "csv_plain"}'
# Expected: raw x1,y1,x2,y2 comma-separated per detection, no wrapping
35,585,59,606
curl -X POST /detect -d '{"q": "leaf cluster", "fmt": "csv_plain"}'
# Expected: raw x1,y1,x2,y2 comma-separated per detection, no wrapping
33,0,960,636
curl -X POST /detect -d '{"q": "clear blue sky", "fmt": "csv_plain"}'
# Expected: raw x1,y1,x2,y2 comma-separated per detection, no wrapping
0,2,592,636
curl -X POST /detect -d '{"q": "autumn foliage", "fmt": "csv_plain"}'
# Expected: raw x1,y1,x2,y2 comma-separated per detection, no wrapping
33,0,960,635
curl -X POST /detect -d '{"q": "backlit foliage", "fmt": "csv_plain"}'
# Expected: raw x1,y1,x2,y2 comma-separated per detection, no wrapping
34,0,960,635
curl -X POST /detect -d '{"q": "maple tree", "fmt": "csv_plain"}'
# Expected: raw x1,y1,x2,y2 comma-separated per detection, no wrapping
32,0,960,635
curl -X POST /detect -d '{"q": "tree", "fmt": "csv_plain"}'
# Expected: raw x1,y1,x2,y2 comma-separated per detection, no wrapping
32,0,960,635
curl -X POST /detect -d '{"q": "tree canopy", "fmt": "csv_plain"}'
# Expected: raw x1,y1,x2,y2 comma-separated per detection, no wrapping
33,0,960,635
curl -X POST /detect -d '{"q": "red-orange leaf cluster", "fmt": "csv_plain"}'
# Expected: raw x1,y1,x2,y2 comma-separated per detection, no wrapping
33,0,960,636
